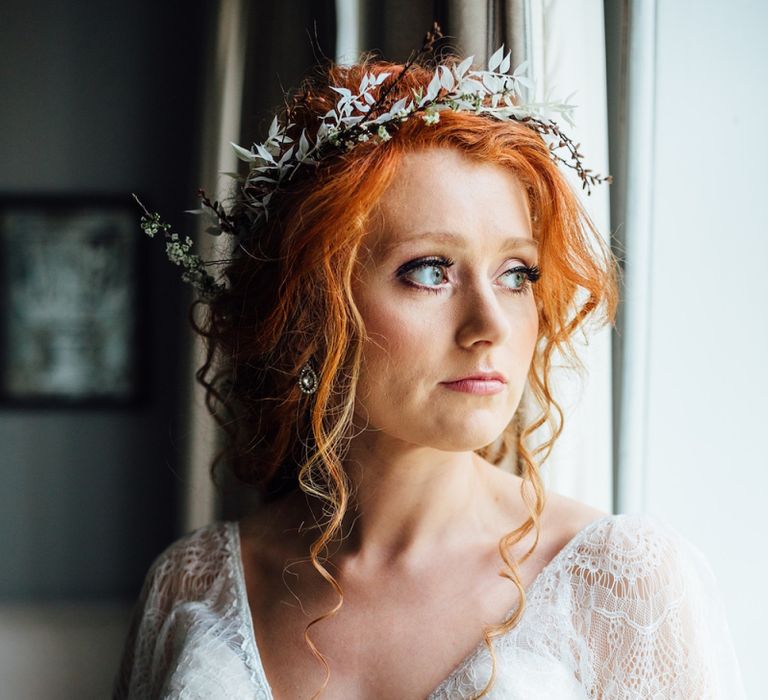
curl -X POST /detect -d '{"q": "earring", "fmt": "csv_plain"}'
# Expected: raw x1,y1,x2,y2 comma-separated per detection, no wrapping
298,360,319,395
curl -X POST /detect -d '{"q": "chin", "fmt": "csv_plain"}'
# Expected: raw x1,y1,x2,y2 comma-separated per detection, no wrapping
424,424,509,453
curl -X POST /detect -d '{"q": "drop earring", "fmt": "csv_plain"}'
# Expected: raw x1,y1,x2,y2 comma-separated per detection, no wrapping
298,360,319,395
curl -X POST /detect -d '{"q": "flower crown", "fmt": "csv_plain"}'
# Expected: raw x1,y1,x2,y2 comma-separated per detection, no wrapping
134,22,611,302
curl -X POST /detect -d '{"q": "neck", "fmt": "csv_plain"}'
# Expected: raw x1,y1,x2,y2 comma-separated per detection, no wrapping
302,435,498,571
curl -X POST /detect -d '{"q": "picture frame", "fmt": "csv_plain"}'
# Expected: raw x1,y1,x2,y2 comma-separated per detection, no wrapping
0,195,149,407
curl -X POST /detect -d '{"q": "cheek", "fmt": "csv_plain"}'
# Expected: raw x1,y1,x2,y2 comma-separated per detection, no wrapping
525,298,539,353
516,301,539,378
358,296,439,380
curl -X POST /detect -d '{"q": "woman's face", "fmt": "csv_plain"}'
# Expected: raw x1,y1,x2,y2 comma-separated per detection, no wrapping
351,146,539,452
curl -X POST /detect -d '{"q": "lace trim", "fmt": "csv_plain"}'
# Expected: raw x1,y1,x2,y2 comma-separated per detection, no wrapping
426,513,614,698
226,520,274,697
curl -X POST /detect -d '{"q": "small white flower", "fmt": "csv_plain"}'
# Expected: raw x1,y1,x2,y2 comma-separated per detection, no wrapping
377,125,391,141
357,132,370,142
422,111,440,125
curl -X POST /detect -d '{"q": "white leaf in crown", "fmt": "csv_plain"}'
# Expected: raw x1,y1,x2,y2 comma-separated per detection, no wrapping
339,114,366,126
438,65,454,90
388,96,408,115
316,122,331,140
457,77,485,94
421,70,442,105
231,142,257,162
298,129,310,157
499,50,511,74
330,86,352,101
372,111,394,125
267,115,280,140
454,55,474,80
277,145,295,167
482,73,501,93
488,45,505,72
254,143,277,164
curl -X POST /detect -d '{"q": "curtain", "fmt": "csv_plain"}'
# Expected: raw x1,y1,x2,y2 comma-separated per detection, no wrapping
180,0,250,531
181,1,337,530
521,0,613,512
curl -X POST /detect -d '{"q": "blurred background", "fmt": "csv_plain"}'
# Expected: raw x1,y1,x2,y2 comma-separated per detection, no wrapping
0,0,764,697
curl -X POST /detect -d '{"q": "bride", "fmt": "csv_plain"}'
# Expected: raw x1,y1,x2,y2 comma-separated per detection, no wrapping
114,26,745,699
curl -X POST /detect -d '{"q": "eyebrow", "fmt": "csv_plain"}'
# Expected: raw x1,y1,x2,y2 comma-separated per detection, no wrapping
382,230,538,254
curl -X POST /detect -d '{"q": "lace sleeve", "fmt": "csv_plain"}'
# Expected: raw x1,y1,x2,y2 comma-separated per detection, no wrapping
112,540,177,699
111,523,250,700
571,514,746,699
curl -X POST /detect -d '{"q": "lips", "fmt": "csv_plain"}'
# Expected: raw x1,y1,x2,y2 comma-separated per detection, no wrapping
440,376,507,395
442,371,507,384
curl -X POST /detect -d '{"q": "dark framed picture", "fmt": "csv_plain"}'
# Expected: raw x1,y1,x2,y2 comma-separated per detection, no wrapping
0,196,148,407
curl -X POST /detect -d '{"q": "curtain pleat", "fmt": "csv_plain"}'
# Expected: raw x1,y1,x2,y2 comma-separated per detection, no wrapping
180,0,249,532
522,0,613,512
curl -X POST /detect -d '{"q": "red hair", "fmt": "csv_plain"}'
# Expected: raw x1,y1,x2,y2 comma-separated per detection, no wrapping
192,54,619,698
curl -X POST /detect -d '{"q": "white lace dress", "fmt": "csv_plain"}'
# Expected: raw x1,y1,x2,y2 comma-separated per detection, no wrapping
112,513,746,699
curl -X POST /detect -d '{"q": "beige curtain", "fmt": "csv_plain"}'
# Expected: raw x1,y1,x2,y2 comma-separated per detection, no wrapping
180,0,337,530
180,0,249,532
521,0,613,513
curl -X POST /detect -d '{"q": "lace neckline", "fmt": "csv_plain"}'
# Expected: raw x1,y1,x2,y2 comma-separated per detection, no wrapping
227,513,615,699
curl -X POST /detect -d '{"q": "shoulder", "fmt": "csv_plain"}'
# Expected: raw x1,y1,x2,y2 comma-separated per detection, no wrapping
139,520,237,605
570,511,697,563
540,487,611,546
114,521,256,698
564,512,711,608
561,514,746,697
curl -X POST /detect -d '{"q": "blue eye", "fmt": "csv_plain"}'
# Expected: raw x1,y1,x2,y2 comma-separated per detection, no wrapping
397,256,541,296
408,263,448,286
396,256,453,293
502,269,531,291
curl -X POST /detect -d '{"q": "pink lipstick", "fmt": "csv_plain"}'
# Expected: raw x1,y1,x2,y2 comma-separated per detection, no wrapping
441,378,506,395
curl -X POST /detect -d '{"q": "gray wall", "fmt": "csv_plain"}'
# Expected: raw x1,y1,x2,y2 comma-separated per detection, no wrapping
0,0,208,600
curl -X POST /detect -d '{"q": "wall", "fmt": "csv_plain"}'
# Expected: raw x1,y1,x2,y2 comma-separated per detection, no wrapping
606,1,765,695
0,0,207,695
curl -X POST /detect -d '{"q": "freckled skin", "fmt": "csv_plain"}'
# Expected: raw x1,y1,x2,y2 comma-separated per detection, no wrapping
351,146,539,453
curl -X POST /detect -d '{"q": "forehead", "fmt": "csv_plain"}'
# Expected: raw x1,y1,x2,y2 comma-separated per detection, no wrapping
368,147,534,254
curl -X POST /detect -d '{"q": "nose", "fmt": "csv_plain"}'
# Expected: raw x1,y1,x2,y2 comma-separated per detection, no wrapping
454,277,513,349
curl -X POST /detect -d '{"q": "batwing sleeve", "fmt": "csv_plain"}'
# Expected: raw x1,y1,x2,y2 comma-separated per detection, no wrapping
111,522,257,699
570,514,746,699
111,540,183,700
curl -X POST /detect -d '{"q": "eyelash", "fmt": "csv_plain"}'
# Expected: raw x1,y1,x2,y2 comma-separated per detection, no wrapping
396,256,541,296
